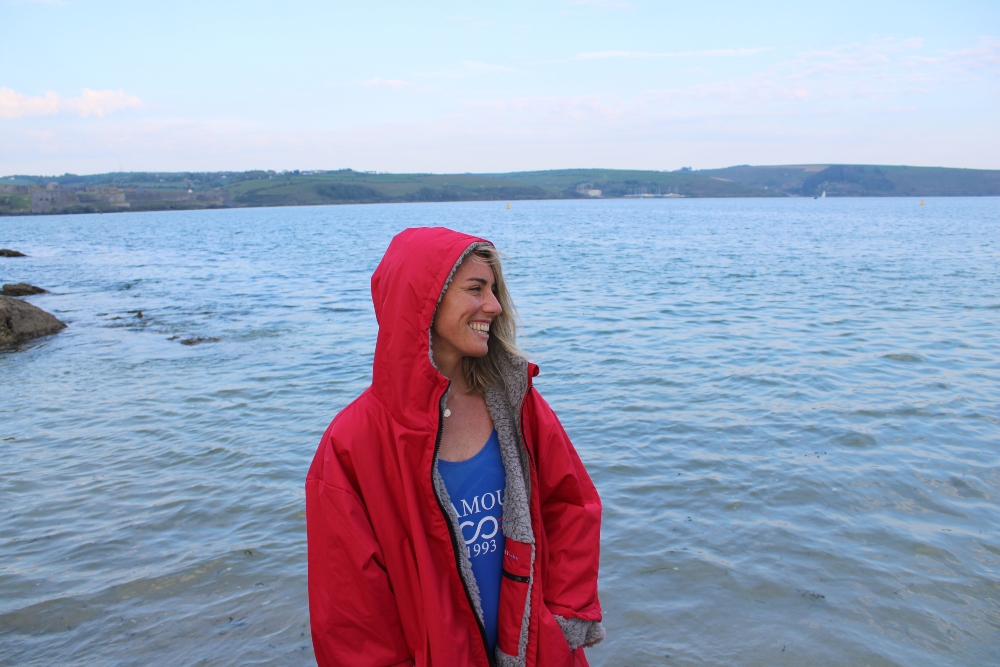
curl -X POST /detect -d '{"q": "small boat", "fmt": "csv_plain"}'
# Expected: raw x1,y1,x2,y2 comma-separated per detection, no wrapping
506,203,510,210
821,190,826,198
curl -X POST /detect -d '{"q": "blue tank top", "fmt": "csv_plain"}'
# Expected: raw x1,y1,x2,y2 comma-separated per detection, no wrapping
437,429,507,653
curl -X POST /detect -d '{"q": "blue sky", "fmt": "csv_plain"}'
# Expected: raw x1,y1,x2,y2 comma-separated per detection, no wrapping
1,0,998,175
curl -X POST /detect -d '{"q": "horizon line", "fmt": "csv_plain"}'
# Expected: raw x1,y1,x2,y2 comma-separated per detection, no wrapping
4,162,1000,179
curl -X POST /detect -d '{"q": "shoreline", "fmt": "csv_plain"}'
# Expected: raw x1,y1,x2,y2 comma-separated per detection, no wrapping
5,193,1000,218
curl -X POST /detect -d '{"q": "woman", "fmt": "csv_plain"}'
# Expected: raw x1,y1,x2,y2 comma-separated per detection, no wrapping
306,227,604,667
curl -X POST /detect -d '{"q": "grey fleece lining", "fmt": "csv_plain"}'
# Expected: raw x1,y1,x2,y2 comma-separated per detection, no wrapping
484,381,532,544
496,649,521,667
432,445,485,622
554,615,607,649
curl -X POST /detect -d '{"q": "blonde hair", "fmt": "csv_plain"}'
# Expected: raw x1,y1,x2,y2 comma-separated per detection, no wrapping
462,244,524,394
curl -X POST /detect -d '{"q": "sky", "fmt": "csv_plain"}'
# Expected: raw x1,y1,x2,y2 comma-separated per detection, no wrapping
1,0,998,175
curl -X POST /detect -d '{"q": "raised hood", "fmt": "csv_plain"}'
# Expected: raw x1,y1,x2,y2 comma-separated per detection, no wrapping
370,226,490,429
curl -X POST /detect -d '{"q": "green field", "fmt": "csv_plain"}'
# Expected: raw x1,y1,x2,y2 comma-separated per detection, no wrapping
0,194,31,214
224,171,556,206
2,164,998,216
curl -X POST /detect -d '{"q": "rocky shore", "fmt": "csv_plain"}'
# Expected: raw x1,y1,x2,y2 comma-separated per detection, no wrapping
0,249,65,347
3,282,48,296
0,247,216,348
0,295,66,347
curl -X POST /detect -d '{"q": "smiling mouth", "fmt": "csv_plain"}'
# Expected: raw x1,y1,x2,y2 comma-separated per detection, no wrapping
469,322,490,335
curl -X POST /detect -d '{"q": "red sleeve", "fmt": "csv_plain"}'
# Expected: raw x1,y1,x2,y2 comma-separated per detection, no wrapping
306,440,414,667
526,389,603,625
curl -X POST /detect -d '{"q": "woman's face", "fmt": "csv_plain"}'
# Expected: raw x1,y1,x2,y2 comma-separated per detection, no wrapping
432,255,502,360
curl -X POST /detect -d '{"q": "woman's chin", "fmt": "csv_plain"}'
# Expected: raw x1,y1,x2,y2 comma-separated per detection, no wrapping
462,343,490,358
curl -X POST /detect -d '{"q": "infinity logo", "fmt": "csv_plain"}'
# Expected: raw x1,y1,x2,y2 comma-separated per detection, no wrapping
460,516,500,545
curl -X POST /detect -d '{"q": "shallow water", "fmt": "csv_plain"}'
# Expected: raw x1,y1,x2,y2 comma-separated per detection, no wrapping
1,198,998,666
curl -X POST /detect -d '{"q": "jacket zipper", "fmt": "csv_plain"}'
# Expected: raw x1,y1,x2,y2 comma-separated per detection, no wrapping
431,382,496,667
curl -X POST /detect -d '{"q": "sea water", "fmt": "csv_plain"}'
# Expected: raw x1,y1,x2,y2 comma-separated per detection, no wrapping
1,198,998,666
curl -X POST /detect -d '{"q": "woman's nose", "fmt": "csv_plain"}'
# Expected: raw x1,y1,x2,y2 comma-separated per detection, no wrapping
484,291,502,315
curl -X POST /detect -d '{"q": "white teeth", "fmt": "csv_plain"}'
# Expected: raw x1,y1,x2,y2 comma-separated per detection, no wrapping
470,322,490,333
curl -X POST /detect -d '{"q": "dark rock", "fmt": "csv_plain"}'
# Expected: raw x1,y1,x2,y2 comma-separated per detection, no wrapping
179,336,220,346
0,295,66,347
2,283,48,296
0,249,27,257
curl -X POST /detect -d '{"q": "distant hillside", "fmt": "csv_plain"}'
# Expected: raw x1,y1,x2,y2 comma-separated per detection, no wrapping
697,164,1000,197
2,164,997,216
489,168,774,198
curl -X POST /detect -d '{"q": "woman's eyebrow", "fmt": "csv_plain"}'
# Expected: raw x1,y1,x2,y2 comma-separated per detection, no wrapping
466,277,489,285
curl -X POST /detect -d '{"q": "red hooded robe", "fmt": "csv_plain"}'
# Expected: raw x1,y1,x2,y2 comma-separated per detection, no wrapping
306,227,604,667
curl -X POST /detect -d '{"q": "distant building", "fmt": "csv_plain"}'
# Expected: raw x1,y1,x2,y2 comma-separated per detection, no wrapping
78,187,130,209
32,187,80,213
585,189,602,197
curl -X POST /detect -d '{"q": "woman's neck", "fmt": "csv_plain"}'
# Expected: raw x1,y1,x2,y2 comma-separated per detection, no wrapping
432,341,472,394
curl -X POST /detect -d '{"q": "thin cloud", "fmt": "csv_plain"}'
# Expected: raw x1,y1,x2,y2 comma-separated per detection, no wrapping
361,78,416,89
415,60,517,79
574,47,771,60
471,93,623,122
779,36,997,89
471,35,997,131
568,0,634,8
462,61,517,74
0,89,60,118
0,87,143,120
935,37,1000,71
446,16,493,27
799,37,924,62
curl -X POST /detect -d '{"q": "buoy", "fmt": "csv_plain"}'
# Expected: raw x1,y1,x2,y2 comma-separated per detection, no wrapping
506,203,510,210
920,200,925,206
